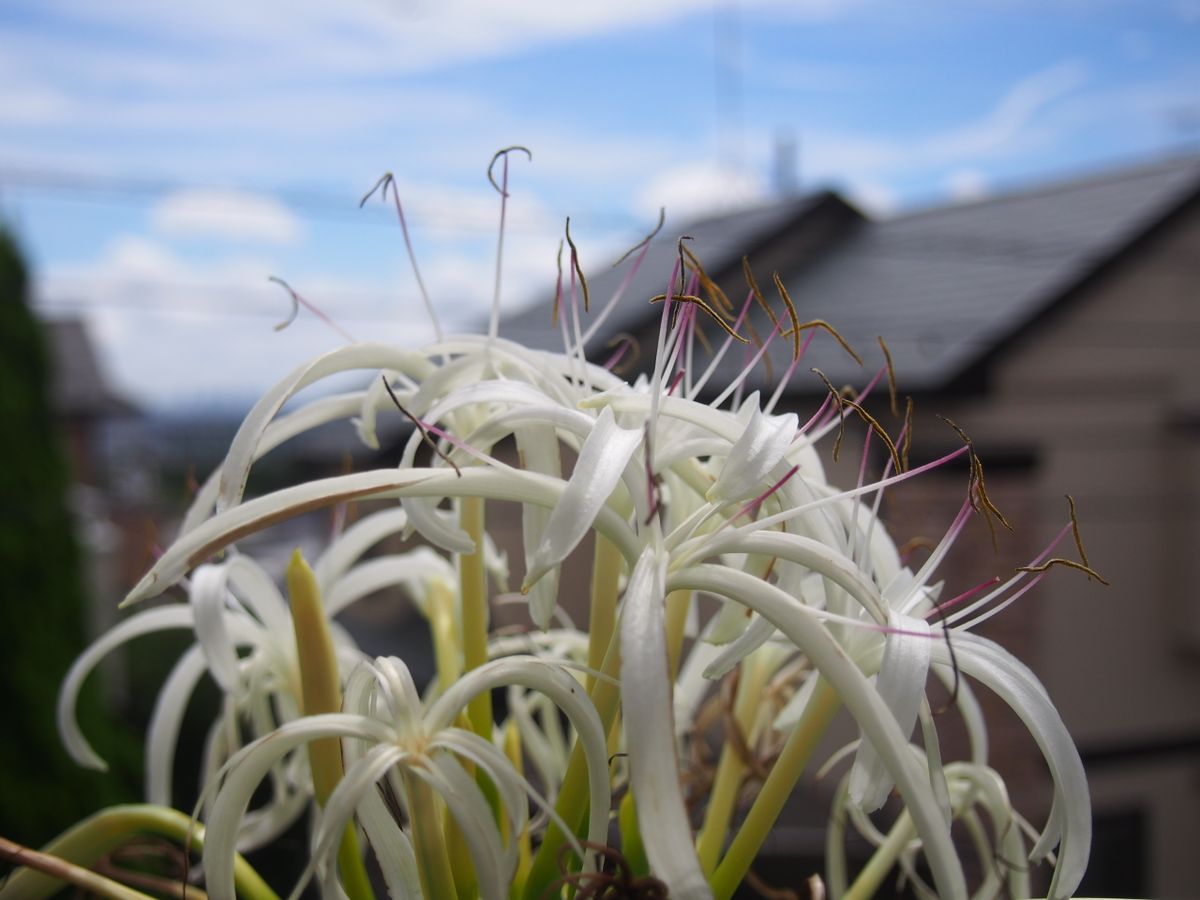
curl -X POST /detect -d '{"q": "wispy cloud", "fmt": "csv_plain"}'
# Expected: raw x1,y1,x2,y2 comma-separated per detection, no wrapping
152,189,304,244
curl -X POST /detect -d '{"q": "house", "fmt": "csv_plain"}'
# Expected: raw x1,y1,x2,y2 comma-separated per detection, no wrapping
501,154,1200,897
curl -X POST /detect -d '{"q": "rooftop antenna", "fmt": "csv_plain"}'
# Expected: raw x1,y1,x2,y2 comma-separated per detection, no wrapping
773,130,799,198
713,1,745,176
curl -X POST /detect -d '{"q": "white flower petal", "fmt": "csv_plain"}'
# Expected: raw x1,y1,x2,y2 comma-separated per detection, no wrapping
946,634,1090,900
190,564,243,692
314,506,411,589
217,343,432,513
203,713,394,900
357,789,423,899
145,644,209,805
621,548,712,898
703,614,777,680
525,406,642,588
421,753,509,900
849,612,932,812
58,606,196,770
425,656,610,857
707,404,799,504
670,563,966,898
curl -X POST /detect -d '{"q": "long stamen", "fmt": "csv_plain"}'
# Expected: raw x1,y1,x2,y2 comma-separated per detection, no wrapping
579,209,665,348
487,145,532,340
360,173,441,341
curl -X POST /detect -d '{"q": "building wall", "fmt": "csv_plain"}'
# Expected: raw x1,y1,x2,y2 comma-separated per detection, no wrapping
927,198,1200,897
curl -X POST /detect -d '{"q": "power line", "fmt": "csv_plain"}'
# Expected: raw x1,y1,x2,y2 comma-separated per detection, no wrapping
0,164,644,234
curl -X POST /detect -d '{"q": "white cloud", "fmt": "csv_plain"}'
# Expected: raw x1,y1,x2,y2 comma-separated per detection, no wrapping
794,60,1093,193
635,160,768,220
152,189,303,244
944,169,990,203
842,179,898,217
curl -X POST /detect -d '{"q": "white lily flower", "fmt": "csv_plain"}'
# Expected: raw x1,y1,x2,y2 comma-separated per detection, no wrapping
200,655,611,900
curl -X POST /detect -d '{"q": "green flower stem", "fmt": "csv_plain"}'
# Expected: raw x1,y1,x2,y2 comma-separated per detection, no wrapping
0,805,277,900
459,496,492,739
287,551,375,900
843,811,915,900
710,678,841,900
617,792,650,877
429,580,463,690
405,772,459,900
695,653,774,875
663,589,691,680
457,494,502,876
584,535,621,693
521,632,623,900
0,835,157,900
504,721,533,899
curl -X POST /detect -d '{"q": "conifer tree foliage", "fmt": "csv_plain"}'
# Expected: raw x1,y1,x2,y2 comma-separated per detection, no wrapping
0,225,129,845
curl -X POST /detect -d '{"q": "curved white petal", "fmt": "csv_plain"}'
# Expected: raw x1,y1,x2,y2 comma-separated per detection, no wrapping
190,564,243,692
129,467,644,607
58,605,196,770
848,612,931,812
425,656,610,858
145,644,209,805
525,406,642,589
218,343,432,512
314,506,411,589
707,405,799,504
420,753,509,900
670,563,966,899
621,548,712,898
944,633,1090,900
203,713,395,900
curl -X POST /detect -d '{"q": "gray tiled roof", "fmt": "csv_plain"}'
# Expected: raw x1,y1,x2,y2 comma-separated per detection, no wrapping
498,192,840,353
44,317,135,416
502,155,1200,397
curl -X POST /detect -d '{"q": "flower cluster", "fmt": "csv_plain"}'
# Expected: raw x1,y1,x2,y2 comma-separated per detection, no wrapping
10,166,1098,900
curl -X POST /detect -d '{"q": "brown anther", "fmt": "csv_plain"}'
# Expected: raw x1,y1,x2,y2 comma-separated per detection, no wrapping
1017,557,1110,585
552,239,565,327
649,293,748,344
811,368,848,462
771,273,803,361
564,216,590,312
839,395,904,475
938,416,1012,548
792,317,864,367
486,145,532,196
901,396,914,472
878,336,899,416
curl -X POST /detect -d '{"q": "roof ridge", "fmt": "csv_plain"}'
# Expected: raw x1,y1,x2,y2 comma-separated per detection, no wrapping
889,152,1200,223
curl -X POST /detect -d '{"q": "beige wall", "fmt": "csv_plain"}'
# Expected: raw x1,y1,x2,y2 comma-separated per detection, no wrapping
925,199,1200,896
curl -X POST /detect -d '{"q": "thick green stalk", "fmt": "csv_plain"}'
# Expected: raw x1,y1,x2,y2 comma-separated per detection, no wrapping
287,551,375,900
521,633,623,900
584,535,621,693
843,811,915,900
0,835,157,900
458,496,492,738
695,654,774,874
405,773,459,900
0,805,277,900
663,589,691,680
710,678,841,900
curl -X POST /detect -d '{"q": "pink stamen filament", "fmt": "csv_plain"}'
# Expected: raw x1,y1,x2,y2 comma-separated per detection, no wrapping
689,287,756,397
738,445,971,539
733,464,801,523
578,212,663,349
709,316,783,411
765,328,817,415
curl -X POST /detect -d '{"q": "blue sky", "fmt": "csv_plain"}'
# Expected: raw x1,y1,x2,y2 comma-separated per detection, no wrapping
2,0,1198,409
